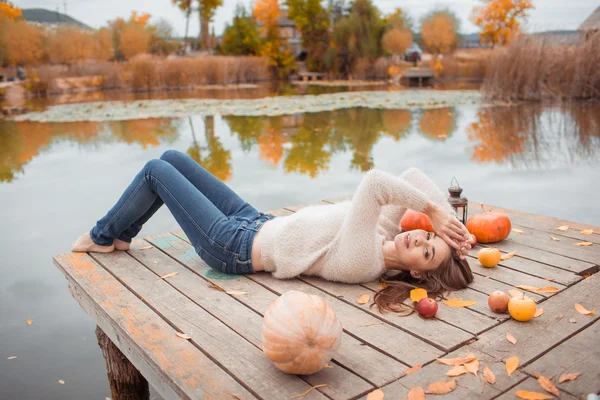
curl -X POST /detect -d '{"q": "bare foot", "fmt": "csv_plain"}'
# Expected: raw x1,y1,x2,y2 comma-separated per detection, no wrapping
114,239,131,251
71,232,115,253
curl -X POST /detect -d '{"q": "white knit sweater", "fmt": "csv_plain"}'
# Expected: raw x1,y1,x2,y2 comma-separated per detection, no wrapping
260,168,456,283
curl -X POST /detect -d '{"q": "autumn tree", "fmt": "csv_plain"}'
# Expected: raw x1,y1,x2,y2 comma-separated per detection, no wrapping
420,9,460,56
0,1,21,19
109,11,152,60
219,3,262,55
286,0,330,71
382,28,412,56
95,28,113,61
254,0,295,78
384,8,413,33
471,0,533,46
172,0,223,50
0,17,44,65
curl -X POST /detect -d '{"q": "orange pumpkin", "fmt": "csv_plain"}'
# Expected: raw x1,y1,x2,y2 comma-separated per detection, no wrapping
261,290,343,375
466,205,511,244
400,209,434,232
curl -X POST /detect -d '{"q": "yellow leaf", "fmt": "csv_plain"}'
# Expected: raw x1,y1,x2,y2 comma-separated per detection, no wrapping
378,281,388,289
508,289,523,298
405,364,423,375
443,298,476,308
515,391,553,399
505,356,519,376
574,303,596,315
558,372,581,383
543,277,554,281
512,228,524,234
446,365,467,376
226,290,248,296
556,225,569,231
290,384,327,399
580,229,593,234
573,242,593,246
425,379,456,395
505,332,517,344
550,236,560,241
357,294,370,304
515,285,559,294
157,271,179,280
436,355,477,366
176,332,192,339
464,359,479,376
58,379,65,384
501,251,517,261
483,365,496,384
407,386,425,400
324,363,334,368
410,288,428,303
537,375,559,397
139,245,153,250
534,308,544,318
366,388,384,400
515,285,538,291
26,319,32,325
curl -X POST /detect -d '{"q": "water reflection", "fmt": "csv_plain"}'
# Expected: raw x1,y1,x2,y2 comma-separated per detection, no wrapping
2,104,599,183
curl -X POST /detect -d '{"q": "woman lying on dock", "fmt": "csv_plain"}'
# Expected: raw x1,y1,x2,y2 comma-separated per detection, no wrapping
72,150,475,312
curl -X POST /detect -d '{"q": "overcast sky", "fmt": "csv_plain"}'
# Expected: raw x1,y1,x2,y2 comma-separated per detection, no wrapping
17,0,599,37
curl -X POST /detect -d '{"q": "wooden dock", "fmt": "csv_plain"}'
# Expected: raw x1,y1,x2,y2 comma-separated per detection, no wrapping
403,68,435,87
54,196,600,400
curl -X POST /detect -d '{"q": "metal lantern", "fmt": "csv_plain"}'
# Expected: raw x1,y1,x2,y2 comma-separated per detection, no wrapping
448,177,468,224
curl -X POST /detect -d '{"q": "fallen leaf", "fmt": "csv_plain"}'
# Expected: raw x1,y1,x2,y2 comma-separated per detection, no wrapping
226,290,248,296
505,332,517,344
550,236,561,241
543,277,554,281
27,319,32,325
515,285,559,294
290,384,327,399
378,281,388,289
501,251,517,260
537,375,559,397
580,229,594,234
405,364,423,375
556,225,569,231
426,379,456,395
366,388,384,400
483,365,496,384
436,355,477,366
208,282,224,291
568,318,577,324
464,359,479,376
534,308,544,318
508,289,523,298
7,356,17,360
139,245,153,250
505,356,519,376
324,363,334,369
176,332,192,339
515,285,538,291
515,391,553,399
446,365,468,376
410,288,428,303
407,386,425,400
157,271,179,280
357,294,370,304
359,322,384,327
443,298,476,308
58,380,65,384
558,372,581,383
573,241,593,246
574,303,596,315
512,228,524,234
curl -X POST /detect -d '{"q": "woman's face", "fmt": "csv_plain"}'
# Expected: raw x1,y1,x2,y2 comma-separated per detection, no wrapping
393,229,451,274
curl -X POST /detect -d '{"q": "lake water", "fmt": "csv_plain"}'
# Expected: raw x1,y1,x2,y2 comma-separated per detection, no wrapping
1,94,599,399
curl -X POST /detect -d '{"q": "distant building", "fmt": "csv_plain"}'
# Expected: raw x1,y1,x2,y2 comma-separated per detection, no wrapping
578,6,600,37
459,33,488,48
258,8,303,57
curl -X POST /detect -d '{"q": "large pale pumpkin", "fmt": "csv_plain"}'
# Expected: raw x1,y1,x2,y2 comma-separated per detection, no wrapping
261,290,342,375
466,205,512,244
400,209,434,232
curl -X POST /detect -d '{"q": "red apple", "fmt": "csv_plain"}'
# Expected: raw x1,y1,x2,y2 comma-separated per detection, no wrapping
488,291,509,313
416,298,438,318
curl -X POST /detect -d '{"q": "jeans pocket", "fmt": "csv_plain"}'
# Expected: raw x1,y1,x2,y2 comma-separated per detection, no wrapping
198,247,229,273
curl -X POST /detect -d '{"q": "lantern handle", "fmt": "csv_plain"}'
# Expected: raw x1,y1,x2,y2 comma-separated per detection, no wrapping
450,176,460,188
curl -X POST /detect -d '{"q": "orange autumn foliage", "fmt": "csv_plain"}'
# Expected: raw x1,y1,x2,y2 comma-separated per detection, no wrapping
258,125,288,167
421,13,458,55
119,23,151,59
0,2,22,19
130,11,152,26
419,108,456,141
1,18,45,65
382,27,412,56
253,0,295,77
471,0,533,46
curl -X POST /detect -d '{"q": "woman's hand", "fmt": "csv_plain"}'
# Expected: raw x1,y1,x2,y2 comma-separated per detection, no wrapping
424,201,471,259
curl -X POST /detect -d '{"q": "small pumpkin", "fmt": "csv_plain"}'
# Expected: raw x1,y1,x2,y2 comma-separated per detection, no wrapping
261,290,343,375
466,204,512,244
400,209,434,232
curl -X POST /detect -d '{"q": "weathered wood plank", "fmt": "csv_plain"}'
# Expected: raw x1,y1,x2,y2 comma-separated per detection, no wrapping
53,253,253,400
503,224,600,255
471,273,600,368
466,275,544,303
90,250,334,400
150,232,407,388
523,320,600,398
494,377,578,400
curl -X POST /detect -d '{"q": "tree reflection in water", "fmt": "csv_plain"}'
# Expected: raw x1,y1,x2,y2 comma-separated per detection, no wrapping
187,116,232,182
418,108,458,141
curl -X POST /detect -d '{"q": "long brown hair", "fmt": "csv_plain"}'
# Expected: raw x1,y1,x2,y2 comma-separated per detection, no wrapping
372,250,473,314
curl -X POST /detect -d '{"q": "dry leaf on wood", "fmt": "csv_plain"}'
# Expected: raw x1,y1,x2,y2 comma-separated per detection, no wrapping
58,380,65,384
208,282,224,291
407,386,425,400
443,298,476,308
556,225,569,231
446,365,468,377
515,285,559,294
176,332,192,339
357,294,370,304
543,277,554,281
508,289,523,298
505,332,517,344
26,319,32,325
580,229,594,234
324,363,334,369
378,281,388,289
226,290,248,296
537,375,560,397
483,365,496,384
426,379,456,395
573,242,593,246
405,364,423,375
464,359,479,376
410,288,428,303
290,384,327,399
574,303,596,315
366,388,384,400
436,355,477,366
505,356,519,376
157,272,179,280
534,308,544,318
7,356,17,360
568,318,577,324
550,236,560,241
512,228,524,234
501,251,517,260
558,372,581,383
139,245,153,250
515,391,553,399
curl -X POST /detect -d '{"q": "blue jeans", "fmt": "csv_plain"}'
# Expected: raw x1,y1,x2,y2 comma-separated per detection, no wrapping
89,150,276,274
